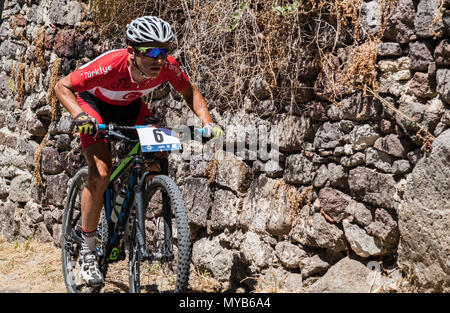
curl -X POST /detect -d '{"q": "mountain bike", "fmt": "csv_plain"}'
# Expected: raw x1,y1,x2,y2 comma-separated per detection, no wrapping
61,123,208,293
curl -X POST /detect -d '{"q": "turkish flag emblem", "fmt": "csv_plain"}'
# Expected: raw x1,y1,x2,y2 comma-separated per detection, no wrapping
123,91,143,100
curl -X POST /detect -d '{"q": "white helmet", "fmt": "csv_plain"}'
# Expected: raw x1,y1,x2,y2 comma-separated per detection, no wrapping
126,16,174,44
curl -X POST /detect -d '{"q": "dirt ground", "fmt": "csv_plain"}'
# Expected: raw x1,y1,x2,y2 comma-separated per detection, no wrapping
0,237,414,293
0,237,223,293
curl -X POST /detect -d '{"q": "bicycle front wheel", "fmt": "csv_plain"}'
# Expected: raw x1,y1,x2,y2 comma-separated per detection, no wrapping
129,175,191,293
61,166,109,293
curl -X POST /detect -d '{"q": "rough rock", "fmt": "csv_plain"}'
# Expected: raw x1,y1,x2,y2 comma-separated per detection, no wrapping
365,208,399,253
213,150,252,193
377,42,403,57
291,210,348,252
378,57,411,96
391,159,412,174
299,254,331,279
241,231,274,271
9,173,32,203
210,189,241,231
41,147,63,175
313,122,344,149
340,152,365,168
274,241,307,269
255,100,281,118
436,69,450,104
349,124,380,151
396,95,443,142
327,93,383,121
48,0,81,26
182,177,212,228
383,0,416,43
249,77,271,101
345,200,373,227
397,129,450,292
434,40,450,65
327,163,348,188
348,167,396,209
34,222,53,243
241,176,295,236
409,40,434,71
0,40,27,58
313,164,329,187
257,267,303,292
373,134,408,158
191,236,234,281
270,114,310,152
306,257,382,293
307,101,328,122
415,0,445,38
52,223,62,247
317,188,352,223
408,72,436,99
361,1,381,36
220,110,270,149
0,201,18,241
343,219,383,257
44,173,69,205
283,154,316,185
279,79,313,103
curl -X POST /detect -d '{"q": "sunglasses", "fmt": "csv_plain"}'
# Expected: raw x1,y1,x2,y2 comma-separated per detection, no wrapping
135,46,172,58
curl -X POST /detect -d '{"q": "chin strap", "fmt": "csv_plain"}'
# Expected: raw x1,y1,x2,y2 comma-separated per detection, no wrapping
132,56,149,79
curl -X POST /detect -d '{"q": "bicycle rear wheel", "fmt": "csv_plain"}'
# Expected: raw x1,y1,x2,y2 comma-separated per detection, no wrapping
129,175,191,293
61,166,109,293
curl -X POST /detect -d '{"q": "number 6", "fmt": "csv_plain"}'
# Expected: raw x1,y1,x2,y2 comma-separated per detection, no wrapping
153,129,164,143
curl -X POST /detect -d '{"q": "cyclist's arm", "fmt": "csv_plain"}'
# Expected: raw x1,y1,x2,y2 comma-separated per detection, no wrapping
54,75,84,118
179,82,213,126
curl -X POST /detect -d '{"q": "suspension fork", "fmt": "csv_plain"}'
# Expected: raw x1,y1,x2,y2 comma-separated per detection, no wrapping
133,156,152,261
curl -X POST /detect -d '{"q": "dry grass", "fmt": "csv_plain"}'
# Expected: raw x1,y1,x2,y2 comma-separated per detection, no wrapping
34,26,46,69
33,57,62,187
85,0,398,111
204,159,218,185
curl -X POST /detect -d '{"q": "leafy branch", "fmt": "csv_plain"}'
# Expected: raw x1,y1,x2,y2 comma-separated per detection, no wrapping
272,0,300,16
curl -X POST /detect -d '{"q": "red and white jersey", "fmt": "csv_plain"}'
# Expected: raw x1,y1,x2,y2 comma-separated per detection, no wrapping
69,49,190,106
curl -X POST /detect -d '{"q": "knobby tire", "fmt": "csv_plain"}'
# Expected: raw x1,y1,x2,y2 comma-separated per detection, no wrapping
128,175,191,293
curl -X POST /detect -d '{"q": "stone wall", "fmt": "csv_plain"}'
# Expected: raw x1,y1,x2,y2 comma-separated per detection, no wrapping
0,0,448,292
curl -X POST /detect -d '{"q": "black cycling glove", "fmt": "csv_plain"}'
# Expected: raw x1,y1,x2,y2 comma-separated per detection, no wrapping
73,112,98,136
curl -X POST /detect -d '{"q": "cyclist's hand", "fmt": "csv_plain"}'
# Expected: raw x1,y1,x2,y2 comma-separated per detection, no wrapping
73,112,98,136
203,123,224,139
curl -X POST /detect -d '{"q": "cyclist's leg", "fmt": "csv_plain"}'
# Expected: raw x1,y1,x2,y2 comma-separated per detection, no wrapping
78,93,111,235
77,93,110,285
81,142,111,233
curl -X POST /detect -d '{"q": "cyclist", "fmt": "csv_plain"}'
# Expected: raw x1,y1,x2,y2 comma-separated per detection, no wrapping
54,16,223,286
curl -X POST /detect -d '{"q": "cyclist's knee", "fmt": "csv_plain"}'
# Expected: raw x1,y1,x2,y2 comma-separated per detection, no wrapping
89,165,111,181
87,167,110,193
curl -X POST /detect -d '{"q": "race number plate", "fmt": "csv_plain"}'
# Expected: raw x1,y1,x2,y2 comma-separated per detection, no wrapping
136,125,181,152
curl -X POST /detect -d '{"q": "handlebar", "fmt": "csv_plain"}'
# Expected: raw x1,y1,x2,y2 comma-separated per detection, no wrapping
96,124,209,143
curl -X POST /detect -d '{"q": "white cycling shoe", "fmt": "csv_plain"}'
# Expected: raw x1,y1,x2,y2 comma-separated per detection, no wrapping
78,251,104,286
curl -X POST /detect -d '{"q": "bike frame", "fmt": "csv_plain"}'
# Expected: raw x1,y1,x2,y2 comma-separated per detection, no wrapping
100,138,169,267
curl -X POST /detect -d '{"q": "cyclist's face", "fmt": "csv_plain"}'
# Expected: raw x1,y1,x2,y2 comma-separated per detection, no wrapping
131,42,172,79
